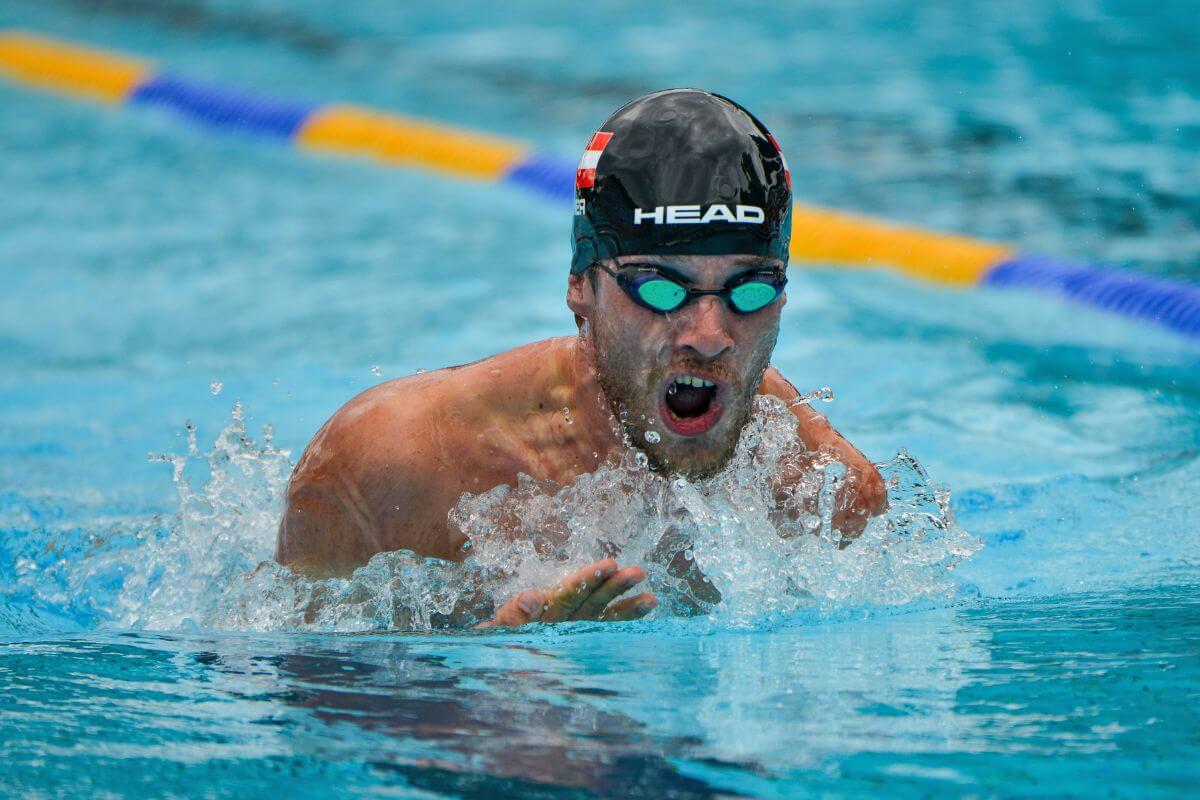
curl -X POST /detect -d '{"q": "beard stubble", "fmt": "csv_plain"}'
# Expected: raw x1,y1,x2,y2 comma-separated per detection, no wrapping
587,319,777,479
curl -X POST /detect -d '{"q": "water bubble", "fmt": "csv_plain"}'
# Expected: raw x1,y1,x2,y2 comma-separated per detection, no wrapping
644,430,661,444
371,365,383,377
209,381,223,396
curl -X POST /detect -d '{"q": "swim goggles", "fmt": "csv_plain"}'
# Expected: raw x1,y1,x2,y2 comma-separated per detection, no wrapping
592,262,787,315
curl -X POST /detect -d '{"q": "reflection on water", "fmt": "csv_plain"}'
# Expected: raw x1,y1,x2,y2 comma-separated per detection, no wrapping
3,584,1195,797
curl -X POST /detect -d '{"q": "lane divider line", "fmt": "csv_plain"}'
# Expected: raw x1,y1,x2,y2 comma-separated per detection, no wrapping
1,29,1196,339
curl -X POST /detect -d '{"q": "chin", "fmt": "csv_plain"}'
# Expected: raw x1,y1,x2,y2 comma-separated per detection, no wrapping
652,441,734,479
641,406,747,479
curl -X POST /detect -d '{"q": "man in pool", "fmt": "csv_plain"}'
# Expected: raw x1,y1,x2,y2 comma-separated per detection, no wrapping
276,89,887,627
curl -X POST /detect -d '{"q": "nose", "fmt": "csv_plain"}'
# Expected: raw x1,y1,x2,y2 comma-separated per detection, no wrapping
674,295,735,360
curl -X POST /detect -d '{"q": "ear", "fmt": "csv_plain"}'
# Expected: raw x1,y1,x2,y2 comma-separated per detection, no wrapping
566,273,594,328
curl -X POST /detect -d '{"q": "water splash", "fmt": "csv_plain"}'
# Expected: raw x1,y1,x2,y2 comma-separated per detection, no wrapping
788,386,835,406
113,402,293,630
26,397,980,633
441,396,980,629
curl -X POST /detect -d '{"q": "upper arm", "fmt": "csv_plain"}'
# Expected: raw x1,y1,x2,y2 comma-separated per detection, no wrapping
275,391,458,578
275,417,385,577
758,366,834,450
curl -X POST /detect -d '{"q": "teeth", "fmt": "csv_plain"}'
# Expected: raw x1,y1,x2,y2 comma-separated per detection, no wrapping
674,375,716,388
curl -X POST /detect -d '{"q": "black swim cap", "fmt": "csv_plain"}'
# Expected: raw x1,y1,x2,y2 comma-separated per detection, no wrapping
571,88,792,276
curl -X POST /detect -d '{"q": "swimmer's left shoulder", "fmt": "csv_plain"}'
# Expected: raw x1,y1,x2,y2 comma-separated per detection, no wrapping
758,365,801,399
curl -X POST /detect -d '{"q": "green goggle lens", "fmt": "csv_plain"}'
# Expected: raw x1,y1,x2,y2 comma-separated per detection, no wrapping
636,279,688,311
612,264,785,315
729,280,780,312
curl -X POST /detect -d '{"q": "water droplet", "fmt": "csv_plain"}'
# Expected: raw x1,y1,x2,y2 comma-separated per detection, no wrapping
594,569,602,578
578,581,587,591
562,406,574,424
644,430,661,444
684,549,694,561
415,368,427,374
666,383,679,396
673,477,686,490
788,386,836,407
209,381,223,396
371,365,383,377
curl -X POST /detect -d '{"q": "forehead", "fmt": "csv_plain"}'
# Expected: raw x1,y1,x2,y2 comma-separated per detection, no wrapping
613,254,783,282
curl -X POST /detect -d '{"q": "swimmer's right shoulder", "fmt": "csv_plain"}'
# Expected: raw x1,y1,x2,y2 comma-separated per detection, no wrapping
301,375,439,474
301,337,572,470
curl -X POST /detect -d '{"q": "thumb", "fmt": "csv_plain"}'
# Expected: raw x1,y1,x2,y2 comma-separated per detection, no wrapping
479,589,545,629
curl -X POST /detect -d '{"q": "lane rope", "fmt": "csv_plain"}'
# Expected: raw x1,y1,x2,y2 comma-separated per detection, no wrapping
2,30,1196,339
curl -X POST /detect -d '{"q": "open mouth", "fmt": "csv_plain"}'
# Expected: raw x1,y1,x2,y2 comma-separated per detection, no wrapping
660,374,724,436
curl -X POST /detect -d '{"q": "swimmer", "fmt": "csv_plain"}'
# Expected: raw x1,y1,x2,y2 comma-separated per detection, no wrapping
276,89,887,626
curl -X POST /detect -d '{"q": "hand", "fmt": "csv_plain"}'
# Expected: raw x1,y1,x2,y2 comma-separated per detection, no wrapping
478,558,658,628
832,453,888,540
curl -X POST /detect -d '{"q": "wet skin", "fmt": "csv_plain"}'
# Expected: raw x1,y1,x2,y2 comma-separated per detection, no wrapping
276,255,887,626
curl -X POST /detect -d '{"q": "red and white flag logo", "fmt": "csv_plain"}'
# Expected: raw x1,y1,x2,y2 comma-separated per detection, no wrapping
767,134,791,191
576,131,613,190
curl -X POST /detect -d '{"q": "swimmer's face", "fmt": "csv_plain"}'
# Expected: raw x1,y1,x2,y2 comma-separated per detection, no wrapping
568,254,785,478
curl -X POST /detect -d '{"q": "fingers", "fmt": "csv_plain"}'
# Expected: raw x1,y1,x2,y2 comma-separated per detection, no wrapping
540,559,620,622
569,566,647,620
476,589,545,629
599,593,658,622
832,502,869,539
480,559,658,629
833,464,889,539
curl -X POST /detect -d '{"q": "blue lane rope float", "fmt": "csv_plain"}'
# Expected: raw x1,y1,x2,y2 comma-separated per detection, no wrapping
1,30,1197,341
984,255,1200,338
129,73,316,139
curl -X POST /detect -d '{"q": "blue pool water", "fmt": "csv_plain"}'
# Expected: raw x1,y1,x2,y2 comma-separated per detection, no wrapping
2,0,1199,796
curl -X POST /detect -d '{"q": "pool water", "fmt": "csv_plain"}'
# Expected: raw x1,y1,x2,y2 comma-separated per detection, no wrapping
2,0,1199,797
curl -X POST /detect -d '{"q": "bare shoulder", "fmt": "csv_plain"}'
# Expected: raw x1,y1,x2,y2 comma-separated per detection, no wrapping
276,380,444,576
277,338,570,576
758,365,802,401
299,335,570,476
